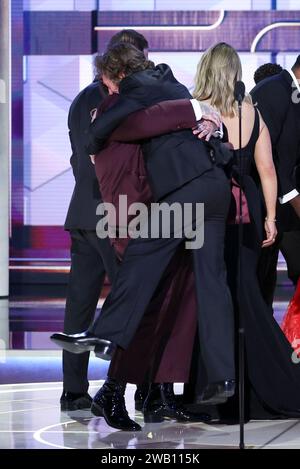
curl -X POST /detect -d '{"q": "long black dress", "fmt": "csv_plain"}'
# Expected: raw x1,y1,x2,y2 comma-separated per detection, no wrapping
185,107,300,420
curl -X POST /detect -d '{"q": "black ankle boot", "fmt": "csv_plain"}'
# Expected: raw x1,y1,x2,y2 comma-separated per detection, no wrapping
60,390,92,412
134,383,150,411
91,378,141,431
143,383,211,423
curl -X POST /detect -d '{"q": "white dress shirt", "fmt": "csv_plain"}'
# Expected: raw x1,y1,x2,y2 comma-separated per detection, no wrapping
190,99,203,121
190,99,223,138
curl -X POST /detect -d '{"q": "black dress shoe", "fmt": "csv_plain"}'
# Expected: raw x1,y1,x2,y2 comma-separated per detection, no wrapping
198,380,236,405
143,383,211,423
50,331,115,360
60,391,92,412
134,383,150,411
134,382,182,412
91,379,142,431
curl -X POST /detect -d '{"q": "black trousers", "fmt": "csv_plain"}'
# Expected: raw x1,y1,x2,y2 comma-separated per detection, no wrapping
257,230,300,306
63,229,118,393
92,167,235,383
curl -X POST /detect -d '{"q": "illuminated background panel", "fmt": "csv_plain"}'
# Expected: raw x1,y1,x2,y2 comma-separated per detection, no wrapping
10,2,300,262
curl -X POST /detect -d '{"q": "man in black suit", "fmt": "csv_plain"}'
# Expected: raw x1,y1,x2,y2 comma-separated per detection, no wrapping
60,31,149,412
251,56,300,305
53,43,236,404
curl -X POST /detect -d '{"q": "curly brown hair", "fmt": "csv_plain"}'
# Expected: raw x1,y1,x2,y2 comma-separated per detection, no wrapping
95,42,155,84
107,29,148,51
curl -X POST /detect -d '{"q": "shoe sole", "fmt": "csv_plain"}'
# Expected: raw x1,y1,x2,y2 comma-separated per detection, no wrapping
94,343,115,361
51,338,95,354
176,414,212,423
60,403,92,412
222,389,235,398
196,396,227,405
197,388,235,405
143,412,164,423
51,337,114,360
91,402,142,431
143,411,211,423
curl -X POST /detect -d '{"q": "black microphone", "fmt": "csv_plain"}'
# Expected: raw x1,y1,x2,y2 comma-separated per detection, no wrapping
234,81,245,105
233,79,246,451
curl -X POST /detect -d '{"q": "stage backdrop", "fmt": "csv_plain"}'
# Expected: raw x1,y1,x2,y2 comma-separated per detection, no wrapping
11,0,300,262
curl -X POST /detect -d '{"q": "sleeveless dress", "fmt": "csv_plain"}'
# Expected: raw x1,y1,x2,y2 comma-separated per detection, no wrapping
223,107,300,418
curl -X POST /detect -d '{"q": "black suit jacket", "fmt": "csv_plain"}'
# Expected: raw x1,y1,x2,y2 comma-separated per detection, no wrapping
64,82,105,230
251,70,300,231
251,70,300,197
88,64,230,201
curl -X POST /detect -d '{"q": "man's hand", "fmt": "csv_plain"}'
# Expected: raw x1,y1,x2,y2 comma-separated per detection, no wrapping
199,103,222,128
192,102,222,141
192,120,218,142
290,194,300,218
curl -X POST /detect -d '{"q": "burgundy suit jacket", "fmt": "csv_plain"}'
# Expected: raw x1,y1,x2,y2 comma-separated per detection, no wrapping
94,97,197,256
110,98,197,142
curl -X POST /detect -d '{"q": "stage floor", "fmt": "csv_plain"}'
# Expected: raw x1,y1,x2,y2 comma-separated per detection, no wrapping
1,292,299,449
0,299,290,385
0,380,300,449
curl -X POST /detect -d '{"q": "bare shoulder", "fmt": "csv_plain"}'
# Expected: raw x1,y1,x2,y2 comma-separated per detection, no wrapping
242,102,266,133
241,101,255,127
242,101,255,114
255,107,267,133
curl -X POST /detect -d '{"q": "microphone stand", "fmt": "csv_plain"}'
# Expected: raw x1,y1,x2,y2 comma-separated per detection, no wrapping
237,94,245,450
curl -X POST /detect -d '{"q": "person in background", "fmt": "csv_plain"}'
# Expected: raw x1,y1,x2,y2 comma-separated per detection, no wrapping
60,30,148,413
251,56,300,306
254,63,283,85
253,61,300,361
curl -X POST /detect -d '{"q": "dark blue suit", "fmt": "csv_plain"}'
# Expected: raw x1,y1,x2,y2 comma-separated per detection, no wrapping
63,82,118,393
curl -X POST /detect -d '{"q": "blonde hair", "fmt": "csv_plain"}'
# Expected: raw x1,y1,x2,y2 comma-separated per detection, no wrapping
193,42,252,117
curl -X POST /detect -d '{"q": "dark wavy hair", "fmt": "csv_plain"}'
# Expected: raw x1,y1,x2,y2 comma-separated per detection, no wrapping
254,63,283,84
107,29,148,51
95,42,154,84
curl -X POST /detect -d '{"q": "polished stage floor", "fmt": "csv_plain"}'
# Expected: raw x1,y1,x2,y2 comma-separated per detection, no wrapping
1,380,300,449
1,280,299,449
